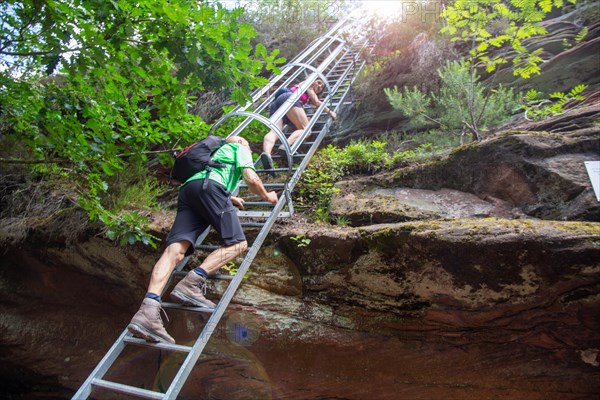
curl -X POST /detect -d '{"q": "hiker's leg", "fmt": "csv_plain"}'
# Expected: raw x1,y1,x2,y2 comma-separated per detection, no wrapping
263,120,284,154
285,106,311,147
147,241,190,295
199,241,248,274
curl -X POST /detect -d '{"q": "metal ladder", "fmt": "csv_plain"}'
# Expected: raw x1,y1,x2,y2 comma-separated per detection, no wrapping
73,14,372,400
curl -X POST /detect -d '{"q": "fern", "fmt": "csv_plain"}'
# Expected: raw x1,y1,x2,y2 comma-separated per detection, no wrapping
569,84,587,98
575,27,588,43
539,0,553,13
522,84,588,120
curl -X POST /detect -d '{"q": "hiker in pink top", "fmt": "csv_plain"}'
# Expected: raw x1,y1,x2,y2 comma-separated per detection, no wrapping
260,78,336,175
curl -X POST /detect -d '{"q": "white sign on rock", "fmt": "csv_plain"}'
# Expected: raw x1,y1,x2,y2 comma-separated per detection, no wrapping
584,161,600,202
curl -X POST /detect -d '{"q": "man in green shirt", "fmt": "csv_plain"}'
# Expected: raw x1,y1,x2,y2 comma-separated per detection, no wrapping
128,136,277,344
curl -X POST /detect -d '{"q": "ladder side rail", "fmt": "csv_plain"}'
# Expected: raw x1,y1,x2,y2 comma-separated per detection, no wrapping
210,39,347,138
162,187,291,399
210,65,318,139
211,42,344,149
226,16,365,116
72,16,372,399
71,330,130,399
285,45,366,177
287,50,358,157
226,17,353,114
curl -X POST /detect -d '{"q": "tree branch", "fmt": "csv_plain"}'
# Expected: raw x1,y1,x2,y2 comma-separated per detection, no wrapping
0,158,71,165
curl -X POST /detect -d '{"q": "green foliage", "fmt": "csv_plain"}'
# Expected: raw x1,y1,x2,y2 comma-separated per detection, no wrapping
296,144,347,223
440,0,574,78
241,0,350,60
563,26,589,49
0,0,284,246
378,129,462,152
575,26,589,43
522,84,587,120
107,164,169,212
333,215,350,227
221,261,247,278
384,86,435,129
290,234,311,248
436,61,519,131
439,0,575,139
296,140,438,223
385,61,518,138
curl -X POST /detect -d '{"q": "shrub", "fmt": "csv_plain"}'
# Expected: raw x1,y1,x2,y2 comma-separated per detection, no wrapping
295,139,440,223
385,60,519,140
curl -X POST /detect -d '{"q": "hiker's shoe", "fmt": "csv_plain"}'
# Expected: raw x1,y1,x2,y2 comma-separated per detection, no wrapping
171,271,216,309
260,152,276,178
127,298,175,343
277,146,289,168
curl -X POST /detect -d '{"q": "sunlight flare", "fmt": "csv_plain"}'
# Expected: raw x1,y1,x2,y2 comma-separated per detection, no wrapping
361,0,405,18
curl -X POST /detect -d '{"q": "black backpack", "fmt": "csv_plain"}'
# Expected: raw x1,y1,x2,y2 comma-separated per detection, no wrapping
171,135,228,183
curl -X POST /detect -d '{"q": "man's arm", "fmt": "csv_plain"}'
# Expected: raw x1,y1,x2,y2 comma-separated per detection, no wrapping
243,168,278,204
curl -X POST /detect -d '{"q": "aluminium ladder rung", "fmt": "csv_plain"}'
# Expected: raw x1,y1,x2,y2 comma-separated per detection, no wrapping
238,210,291,218
172,272,233,281
241,222,266,228
123,337,193,353
239,182,287,188
242,200,282,206
274,153,307,159
212,273,234,281
258,167,298,174
197,244,219,251
161,302,216,313
92,378,165,400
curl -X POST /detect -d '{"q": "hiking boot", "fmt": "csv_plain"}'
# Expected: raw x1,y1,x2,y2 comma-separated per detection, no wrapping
277,146,289,168
170,271,216,309
127,298,175,343
260,152,276,178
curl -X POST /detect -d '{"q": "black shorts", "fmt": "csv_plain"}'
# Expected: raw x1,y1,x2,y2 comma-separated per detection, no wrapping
270,92,303,128
166,179,246,256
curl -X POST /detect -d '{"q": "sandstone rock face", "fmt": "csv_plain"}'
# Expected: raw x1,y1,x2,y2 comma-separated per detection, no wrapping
332,131,599,225
1,215,599,399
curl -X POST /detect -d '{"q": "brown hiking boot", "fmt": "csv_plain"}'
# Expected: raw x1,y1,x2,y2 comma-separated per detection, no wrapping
170,271,216,309
127,298,175,343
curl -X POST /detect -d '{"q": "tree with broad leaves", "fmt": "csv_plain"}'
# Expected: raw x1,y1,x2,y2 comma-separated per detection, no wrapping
0,0,284,246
